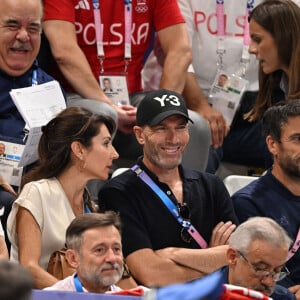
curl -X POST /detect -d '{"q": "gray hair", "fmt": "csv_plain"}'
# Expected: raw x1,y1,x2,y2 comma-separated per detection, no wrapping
229,217,292,255
66,212,121,252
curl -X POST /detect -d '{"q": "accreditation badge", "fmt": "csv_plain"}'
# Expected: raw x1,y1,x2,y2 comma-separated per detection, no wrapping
0,140,24,186
208,70,249,126
99,75,130,106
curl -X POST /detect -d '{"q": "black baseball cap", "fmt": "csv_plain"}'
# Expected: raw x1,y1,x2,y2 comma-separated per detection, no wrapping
136,89,193,126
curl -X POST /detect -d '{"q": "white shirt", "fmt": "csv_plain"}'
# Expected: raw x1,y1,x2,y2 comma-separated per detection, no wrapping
7,178,76,269
44,274,122,293
178,0,263,94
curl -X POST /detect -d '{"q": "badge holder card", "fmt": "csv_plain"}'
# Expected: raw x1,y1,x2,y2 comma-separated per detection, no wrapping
208,70,249,126
0,139,24,187
210,0,253,126
95,0,132,107
99,75,130,106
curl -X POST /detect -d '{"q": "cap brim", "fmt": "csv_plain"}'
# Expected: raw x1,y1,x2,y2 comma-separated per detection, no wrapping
148,111,194,126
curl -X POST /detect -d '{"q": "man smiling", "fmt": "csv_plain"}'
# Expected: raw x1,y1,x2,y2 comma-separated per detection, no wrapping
0,0,64,251
99,89,238,287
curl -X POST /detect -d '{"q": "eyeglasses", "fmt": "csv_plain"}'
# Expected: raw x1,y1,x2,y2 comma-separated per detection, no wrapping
238,251,290,282
178,203,192,243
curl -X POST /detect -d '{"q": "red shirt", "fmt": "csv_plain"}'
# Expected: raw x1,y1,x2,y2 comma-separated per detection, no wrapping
43,0,184,93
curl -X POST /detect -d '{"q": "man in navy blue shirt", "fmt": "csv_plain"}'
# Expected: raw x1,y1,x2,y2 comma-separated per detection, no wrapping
0,0,64,248
232,101,300,299
0,0,59,143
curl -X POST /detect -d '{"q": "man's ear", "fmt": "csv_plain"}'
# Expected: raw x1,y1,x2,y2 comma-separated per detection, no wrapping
65,249,80,269
133,125,145,145
227,248,238,266
266,135,279,158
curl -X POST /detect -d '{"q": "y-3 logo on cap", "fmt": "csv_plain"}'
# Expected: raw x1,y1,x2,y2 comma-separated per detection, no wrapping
153,95,180,107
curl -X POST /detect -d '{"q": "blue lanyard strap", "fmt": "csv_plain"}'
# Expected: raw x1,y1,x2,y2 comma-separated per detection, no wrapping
83,188,92,213
32,69,38,85
73,274,84,292
84,205,91,214
131,165,208,249
247,0,255,10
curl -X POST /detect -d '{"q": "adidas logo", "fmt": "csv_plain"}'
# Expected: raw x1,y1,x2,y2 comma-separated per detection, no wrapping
75,0,90,10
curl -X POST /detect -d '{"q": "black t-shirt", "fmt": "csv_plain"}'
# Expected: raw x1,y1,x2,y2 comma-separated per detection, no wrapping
98,158,238,257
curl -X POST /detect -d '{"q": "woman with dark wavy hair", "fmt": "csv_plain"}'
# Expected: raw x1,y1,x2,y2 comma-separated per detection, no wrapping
245,0,300,121
7,106,118,289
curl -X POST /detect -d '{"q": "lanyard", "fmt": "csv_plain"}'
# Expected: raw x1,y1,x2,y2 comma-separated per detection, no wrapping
216,0,225,69
287,227,300,260
73,274,84,292
32,69,38,85
131,165,208,249
216,0,255,74
84,204,91,214
242,1,254,54
92,0,132,74
23,68,37,142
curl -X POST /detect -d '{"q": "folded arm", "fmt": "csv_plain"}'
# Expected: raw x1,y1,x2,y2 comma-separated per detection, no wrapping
126,248,205,287
156,245,228,274
153,222,235,274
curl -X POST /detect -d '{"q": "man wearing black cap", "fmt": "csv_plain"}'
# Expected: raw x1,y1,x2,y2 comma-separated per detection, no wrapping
98,89,238,287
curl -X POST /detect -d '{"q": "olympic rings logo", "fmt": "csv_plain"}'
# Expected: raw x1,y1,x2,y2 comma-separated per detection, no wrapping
135,5,148,13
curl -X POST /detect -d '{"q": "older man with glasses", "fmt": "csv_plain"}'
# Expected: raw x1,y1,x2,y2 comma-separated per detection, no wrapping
223,217,295,300
152,216,295,299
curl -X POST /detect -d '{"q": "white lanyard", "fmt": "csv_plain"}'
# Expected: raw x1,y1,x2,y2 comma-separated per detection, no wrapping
216,0,254,74
216,0,225,69
92,0,132,74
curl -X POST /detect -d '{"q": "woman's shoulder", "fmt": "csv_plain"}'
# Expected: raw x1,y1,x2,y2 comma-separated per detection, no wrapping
23,177,59,189
20,177,63,199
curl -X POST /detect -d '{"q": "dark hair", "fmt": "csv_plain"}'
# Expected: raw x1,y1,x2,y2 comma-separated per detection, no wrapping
66,212,121,251
245,0,300,121
22,106,116,187
0,260,33,300
219,74,228,79
262,99,300,141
